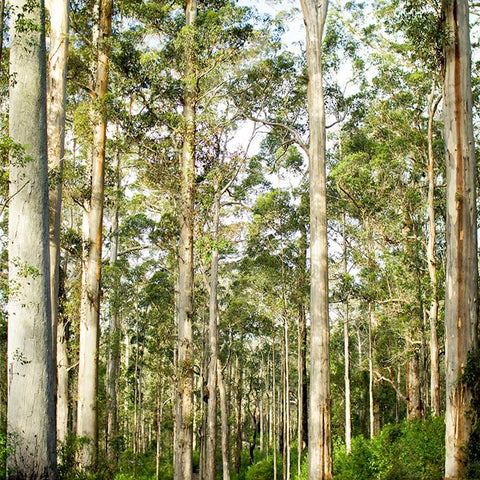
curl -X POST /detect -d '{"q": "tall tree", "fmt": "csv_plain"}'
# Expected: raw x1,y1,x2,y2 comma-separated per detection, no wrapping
7,0,57,477
443,0,478,478
298,0,332,478
77,0,113,469
45,0,70,444
175,1,197,478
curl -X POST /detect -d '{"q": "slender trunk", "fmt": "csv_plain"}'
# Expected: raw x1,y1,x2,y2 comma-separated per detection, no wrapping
297,313,302,474
342,213,352,453
272,343,277,480
206,193,220,480
443,1,478,478
57,266,69,444
155,386,163,480
199,311,207,478
107,150,121,461
174,2,197,478
299,1,332,477
7,0,56,476
77,0,113,468
218,360,230,480
395,364,401,423
297,219,308,470
283,317,290,480
235,356,242,475
368,304,374,439
45,0,69,446
406,343,422,420
427,84,441,417
260,391,264,452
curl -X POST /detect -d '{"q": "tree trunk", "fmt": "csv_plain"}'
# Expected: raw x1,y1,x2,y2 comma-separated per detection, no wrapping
297,219,308,470
406,344,422,420
341,213,352,453
299,1,332,478
427,83,441,417
45,0,69,445
368,304,375,439
235,356,243,475
77,0,113,469
443,1,479,478
106,150,121,461
272,342,277,480
283,316,290,480
174,2,197,478
206,192,220,480
7,0,57,476
218,360,230,480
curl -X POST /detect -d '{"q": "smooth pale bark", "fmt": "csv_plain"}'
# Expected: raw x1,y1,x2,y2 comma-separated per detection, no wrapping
427,84,441,417
174,2,197,478
205,192,220,480
7,0,57,477
297,220,308,469
406,346,423,420
368,304,374,439
106,150,121,460
77,0,113,469
443,1,478,478
299,1,331,478
218,360,230,480
283,317,290,480
342,214,352,453
45,0,69,444
272,343,277,480
155,385,164,480
234,356,243,475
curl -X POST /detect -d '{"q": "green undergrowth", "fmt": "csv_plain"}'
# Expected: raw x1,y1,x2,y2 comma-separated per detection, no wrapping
57,418,447,480
333,417,445,480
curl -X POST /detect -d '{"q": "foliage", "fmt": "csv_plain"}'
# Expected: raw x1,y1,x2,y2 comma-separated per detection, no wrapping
244,454,283,480
333,417,445,480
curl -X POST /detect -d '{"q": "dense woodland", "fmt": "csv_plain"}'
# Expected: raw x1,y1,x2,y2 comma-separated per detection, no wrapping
2,0,480,479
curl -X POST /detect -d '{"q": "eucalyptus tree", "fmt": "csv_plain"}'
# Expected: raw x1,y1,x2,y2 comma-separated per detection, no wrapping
442,0,478,477
298,1,332,477
174,1,197,478
45,0,70,444
77,0,113,469
7,0,56,477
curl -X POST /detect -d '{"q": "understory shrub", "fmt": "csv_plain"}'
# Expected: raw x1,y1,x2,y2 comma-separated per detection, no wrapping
334,416,445,480
245,454,283,480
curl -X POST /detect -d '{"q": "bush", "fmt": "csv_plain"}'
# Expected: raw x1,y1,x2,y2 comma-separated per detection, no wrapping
333,417,445,480
245,455,282,480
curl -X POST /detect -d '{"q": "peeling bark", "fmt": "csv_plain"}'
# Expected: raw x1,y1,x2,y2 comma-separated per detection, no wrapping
443,1,478,478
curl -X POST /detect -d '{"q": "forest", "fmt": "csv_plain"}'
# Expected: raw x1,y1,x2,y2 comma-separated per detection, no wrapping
2,0,480,479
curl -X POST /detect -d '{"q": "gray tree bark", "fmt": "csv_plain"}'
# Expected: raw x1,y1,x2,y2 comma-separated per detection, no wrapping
45,0,70,445
174,1,197,478
427,84,441,417
443,1,478,478
106,149,121,461
342,213,352,453
205,191,220,480
7,0,57,477
77,0,113,469
298,1,332,478
218,359,230,480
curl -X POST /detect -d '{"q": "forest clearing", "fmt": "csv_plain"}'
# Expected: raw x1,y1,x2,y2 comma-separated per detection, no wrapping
2,0,480,479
